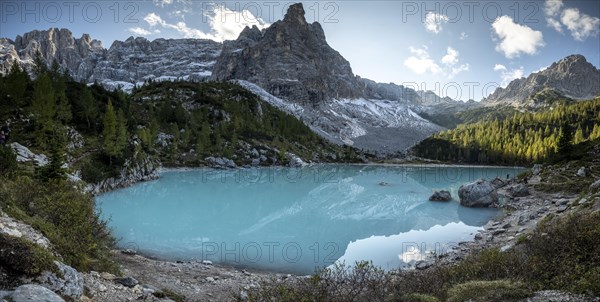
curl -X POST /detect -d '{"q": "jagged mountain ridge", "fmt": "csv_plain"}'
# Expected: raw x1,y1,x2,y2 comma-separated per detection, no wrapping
0,28,221,91
483,55,600,107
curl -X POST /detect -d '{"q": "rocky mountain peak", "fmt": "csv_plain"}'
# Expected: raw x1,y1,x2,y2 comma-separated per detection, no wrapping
283,3,307,25
212,2,362,105
483,54,600,107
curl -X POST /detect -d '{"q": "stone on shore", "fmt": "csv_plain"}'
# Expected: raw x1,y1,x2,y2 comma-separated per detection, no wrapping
458,179,498,207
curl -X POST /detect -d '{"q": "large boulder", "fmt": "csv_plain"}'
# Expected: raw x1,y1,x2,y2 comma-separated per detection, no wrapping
37,261,84,300
429,190,452,202
11,284,65,302
458,179,498,207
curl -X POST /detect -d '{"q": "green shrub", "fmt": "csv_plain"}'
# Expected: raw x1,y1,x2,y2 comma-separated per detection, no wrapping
1,176,118,273
0,145,17,177
446,280,532,302
153,288,186,302
0,232,57,276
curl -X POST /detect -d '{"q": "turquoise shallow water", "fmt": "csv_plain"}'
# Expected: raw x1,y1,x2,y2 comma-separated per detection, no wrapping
96,165,523,274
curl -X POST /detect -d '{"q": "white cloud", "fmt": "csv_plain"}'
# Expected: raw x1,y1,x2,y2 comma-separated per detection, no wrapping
534,66,549,73
449,64,469,79
492,16,545,58
153,0,173,7
459,32,468,40
544,0,600,40
404,46,468,78
128,27,160,36
494,66,525,87
404,46,442,75
441,47,459,66
144,13,165,27
424,12,449,34
547,18,564,33
493,64,507,71
544,0,563,17
561,8,600,41
143,5,270,42
544,0,564,32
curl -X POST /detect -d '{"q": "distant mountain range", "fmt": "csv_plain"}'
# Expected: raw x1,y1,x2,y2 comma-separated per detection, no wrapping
1,3,598,152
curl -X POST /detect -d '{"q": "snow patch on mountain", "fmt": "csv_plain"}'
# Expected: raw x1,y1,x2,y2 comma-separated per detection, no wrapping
237,80,443,152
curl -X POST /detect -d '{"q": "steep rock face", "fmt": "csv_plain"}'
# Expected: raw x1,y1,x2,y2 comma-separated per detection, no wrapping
91,37,221,83
483,55,600,107
0,28,221,87
212,3,362,105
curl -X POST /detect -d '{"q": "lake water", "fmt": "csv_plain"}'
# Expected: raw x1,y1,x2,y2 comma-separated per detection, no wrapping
96,165,522,274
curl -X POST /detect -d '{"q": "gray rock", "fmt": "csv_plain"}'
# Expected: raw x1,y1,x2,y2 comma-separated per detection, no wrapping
490,177,507,189
201,260,213,265
86,150,160,194
0,291,13,300
507,184,530,197
590,179,600,191
429,190,452,202
10,142,48,166
37,261,84,300
458,179,498,207
532,164,543,175
518,215,528,226
114,276,138,288
415,260,432,270
557,205,568,213
205,156,237,169
286,152,307,168
577,167,586,177
12,284,65,302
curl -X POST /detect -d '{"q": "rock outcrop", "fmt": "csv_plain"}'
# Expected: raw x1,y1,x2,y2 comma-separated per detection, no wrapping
483,55,600,107
37,261,84,300
86,151,160,195
458,179,499,207
429,190,452,202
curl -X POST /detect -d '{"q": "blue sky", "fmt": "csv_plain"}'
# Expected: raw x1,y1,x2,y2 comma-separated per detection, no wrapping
1,0,599,101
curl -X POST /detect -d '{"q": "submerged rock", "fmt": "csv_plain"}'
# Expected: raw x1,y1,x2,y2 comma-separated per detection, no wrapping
458,179,498,207
429,190,452,202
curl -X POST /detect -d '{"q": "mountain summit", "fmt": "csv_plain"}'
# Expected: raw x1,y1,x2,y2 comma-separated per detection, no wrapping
483,55,600,107
212,3,363,105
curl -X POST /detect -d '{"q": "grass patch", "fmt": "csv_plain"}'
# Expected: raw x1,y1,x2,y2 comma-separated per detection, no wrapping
153,288,186,302
446,280,532,302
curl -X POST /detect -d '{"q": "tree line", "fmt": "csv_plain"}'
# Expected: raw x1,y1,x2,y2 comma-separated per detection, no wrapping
413,98,600,165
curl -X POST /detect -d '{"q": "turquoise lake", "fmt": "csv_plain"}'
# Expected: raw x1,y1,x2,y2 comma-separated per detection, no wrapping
96,165,523,274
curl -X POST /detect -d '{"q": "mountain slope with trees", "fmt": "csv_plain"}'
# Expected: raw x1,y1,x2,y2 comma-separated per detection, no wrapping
413,98,600,165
